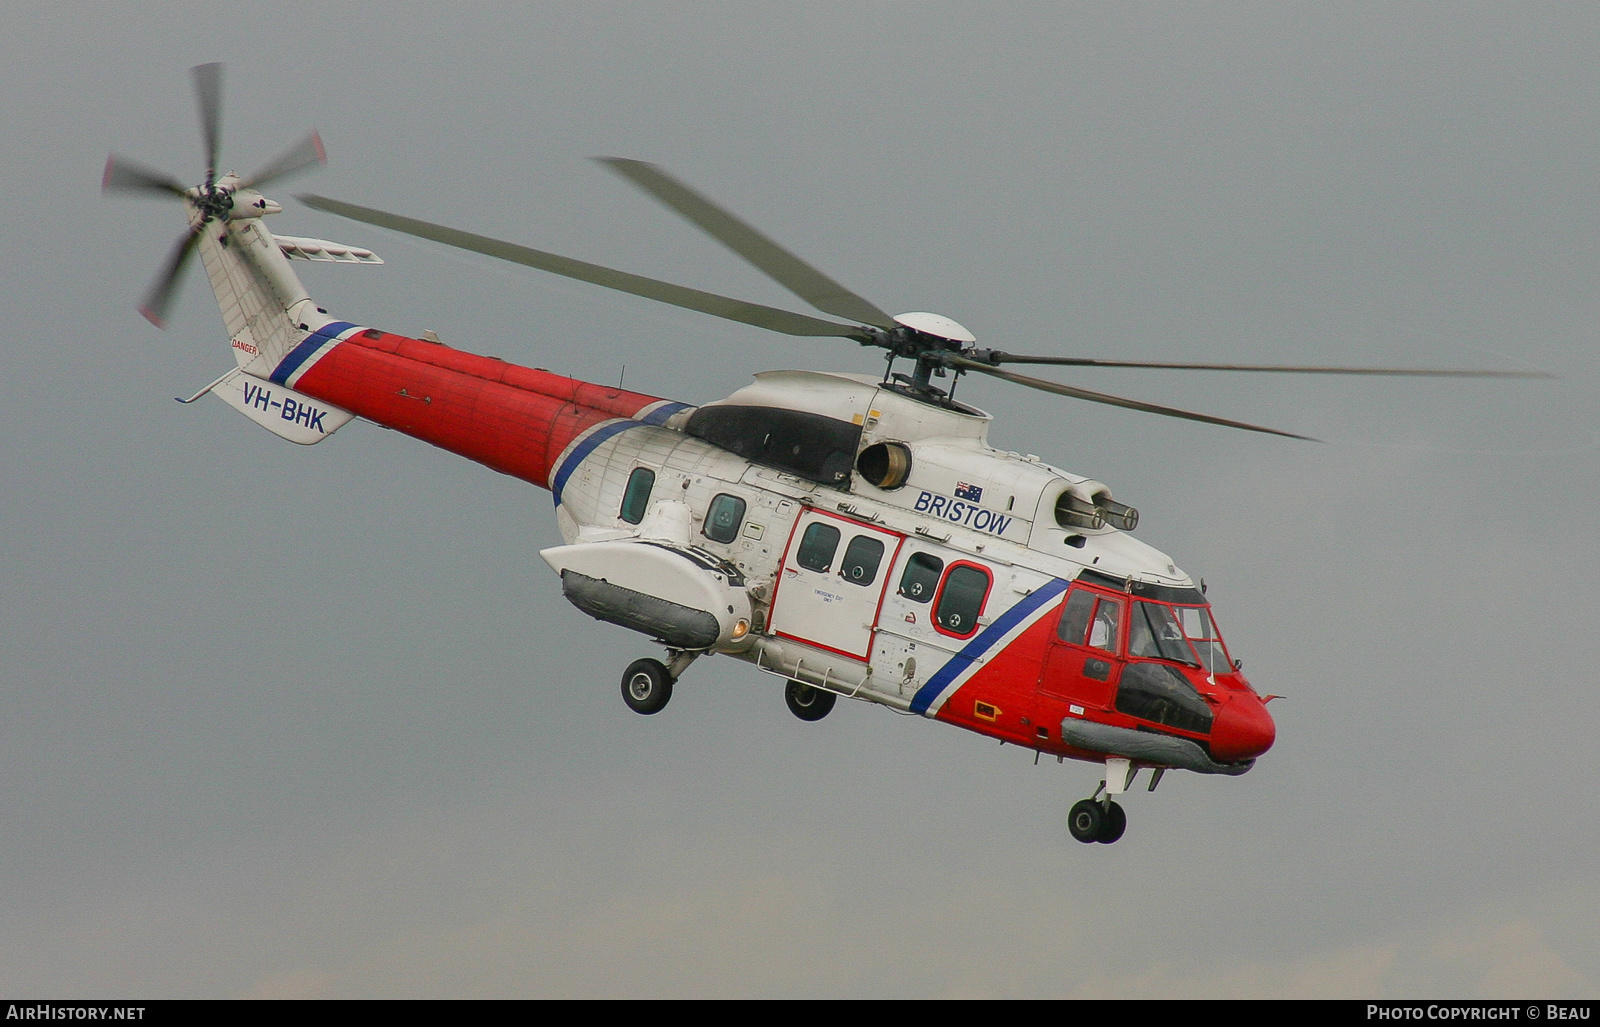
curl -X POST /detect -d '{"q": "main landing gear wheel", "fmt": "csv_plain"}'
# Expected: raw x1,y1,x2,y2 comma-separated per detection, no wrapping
621,658,673,715
1068,799,1127,844
1098,800,1127,844
784,681,836,722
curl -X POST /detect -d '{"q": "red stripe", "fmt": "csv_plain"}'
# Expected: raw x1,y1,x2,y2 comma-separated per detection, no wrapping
292,330,672,489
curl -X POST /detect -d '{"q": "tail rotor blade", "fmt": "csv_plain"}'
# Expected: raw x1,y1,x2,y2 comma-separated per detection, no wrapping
945,354,1318,441
192,62,223,186
102,155,188,198
138,223,204,328
596,158,899,331
242,131,326,191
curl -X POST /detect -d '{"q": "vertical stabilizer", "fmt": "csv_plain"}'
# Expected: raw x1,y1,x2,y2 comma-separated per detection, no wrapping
193,183,336,378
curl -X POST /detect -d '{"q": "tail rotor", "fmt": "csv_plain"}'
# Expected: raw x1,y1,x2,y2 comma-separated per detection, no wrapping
102,63,326,327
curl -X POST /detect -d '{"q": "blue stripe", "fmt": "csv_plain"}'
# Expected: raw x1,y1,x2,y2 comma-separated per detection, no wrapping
639,401,690,426
270,321,359,385
549,401,689,504
551,420,639,505
908,576,1070,716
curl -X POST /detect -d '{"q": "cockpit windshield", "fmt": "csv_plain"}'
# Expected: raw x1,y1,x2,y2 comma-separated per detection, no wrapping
1128,600,1232,672
1176,604,1231,673
1129,601,1194,665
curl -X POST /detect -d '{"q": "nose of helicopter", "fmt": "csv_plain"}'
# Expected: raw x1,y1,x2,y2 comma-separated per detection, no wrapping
1209,694,1276,762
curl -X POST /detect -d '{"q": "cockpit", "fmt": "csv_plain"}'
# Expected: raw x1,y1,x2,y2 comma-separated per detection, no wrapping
1051,570,1254,740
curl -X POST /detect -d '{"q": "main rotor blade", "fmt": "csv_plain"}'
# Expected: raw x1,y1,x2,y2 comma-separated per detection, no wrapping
298,194,868,339
944,354,1318,441
139,223,204,328
597,158,900,332
984,352,1554,378
192,62,223,185
242,131,326,191
102,155,188,198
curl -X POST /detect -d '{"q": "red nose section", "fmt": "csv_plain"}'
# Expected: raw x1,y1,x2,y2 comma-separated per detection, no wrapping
1209,695,1276,762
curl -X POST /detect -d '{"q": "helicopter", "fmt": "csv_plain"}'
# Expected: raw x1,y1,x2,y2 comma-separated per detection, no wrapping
104,65,1547,844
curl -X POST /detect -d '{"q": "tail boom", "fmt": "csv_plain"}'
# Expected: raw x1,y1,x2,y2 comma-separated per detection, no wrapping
188,191,681,482
287,328,685,490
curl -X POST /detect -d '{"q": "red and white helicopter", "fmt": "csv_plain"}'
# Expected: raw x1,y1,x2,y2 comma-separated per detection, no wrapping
105,66,1544,843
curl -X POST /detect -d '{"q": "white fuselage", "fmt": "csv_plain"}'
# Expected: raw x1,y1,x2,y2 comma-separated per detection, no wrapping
550,370,1193,715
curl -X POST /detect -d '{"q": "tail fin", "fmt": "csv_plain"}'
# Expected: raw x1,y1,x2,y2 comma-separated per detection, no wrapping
191,185,364,444
194,184,327,374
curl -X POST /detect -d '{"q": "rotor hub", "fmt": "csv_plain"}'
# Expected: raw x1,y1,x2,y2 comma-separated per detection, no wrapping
194,183,235,222
892,311,975,345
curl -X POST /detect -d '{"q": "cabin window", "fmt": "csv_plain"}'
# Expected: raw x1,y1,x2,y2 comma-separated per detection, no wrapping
686,405,862,486
840,535,885,587
935,563,991,637
795,522,841,572
703,493,747,544
897,552,943,603
619,467,655,525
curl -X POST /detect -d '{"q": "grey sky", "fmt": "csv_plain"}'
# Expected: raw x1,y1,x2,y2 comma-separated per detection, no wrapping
2,2,1596,997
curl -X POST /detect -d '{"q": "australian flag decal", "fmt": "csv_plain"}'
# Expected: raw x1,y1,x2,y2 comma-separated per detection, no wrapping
954,481,984,502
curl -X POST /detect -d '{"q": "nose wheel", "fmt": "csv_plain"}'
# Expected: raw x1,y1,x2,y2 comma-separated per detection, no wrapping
1068,798,1126,843
1068,757,1134,844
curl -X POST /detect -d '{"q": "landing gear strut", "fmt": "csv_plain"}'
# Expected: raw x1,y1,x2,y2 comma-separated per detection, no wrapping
784,681,836,721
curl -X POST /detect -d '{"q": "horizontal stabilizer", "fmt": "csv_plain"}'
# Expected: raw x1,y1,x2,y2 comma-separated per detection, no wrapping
273,234,383,264
210,372,355,445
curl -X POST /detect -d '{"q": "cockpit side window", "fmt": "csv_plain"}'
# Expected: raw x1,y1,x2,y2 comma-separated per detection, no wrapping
1058,590,1124,654
1089,597,1123,654
1057,589,1095,645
